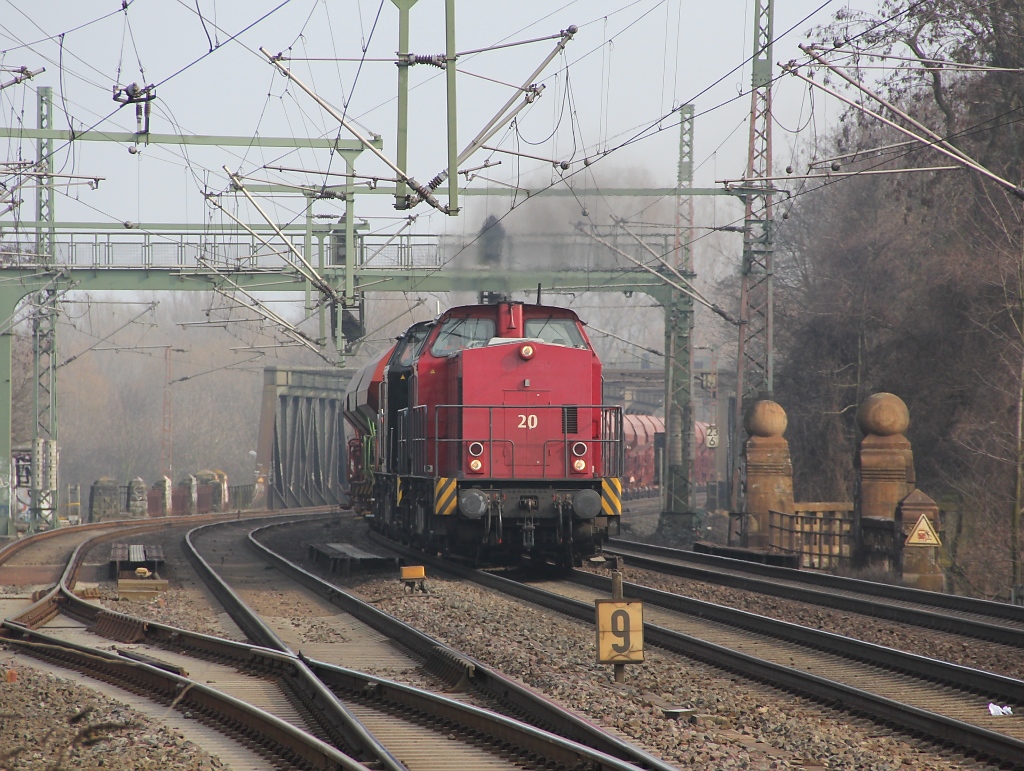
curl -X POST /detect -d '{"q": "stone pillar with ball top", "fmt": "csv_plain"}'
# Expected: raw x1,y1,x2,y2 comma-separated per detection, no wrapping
743,400,795,548
855,393,915,572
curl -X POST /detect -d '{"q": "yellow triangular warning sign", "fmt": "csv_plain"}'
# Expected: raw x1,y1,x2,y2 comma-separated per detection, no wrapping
905,513,941,547
400,374,406,380
429,369,436,374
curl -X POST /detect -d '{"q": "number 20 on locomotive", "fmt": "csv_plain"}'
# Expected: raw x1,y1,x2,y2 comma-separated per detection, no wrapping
595,599,644,664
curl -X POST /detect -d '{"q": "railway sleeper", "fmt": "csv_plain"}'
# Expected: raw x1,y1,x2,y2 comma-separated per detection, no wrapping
92,609,148,643
424,644,476,690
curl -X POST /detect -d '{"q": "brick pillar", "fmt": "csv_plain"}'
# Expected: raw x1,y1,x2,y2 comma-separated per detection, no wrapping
215,471,228,511
127,477,147,518
898,489,944,592
151,477,172,517
855,393,915,572
88,478,120,523
743,400,795,548
187,475,198,515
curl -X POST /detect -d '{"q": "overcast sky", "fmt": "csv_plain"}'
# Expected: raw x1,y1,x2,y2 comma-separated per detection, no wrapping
0,0,849,239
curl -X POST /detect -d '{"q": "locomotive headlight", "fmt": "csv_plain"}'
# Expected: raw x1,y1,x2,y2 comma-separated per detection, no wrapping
572,458,587,472
469,458,484,472
571,442,588,457
519,343,535,360
468,442,484,457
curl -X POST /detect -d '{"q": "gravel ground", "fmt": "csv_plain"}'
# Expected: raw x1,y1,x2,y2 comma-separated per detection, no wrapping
259,517,980,770
85,526,246,642
1,512,1000,769
0,524,242,769
0,660,224,770
94,585,245,641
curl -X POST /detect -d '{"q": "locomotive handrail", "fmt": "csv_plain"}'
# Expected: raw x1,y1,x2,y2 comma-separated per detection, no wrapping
395,405,429,475
427,403,623,479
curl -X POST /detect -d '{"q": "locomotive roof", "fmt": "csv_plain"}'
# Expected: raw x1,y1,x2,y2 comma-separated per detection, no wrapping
438,302,582,319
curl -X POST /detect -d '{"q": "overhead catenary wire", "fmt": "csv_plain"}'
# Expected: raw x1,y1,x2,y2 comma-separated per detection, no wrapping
2,0,950,346
260,46,449,214
58,301,157,368
575,223,739,325
788,48,1023,197
170,352,265,384
584,322,663,356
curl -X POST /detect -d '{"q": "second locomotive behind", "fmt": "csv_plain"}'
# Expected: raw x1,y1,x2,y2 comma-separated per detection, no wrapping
344,300,623,566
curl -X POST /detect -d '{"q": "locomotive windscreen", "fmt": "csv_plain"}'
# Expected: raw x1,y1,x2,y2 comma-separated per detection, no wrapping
523,317,586,347
431,316,495,356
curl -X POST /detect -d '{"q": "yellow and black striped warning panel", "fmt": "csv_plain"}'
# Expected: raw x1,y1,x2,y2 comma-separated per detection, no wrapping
435,477,458,516
349,482,372,501
396,477,404,506
601,477,622,516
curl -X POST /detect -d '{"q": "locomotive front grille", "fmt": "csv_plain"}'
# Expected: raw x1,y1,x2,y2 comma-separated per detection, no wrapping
562,406,578,434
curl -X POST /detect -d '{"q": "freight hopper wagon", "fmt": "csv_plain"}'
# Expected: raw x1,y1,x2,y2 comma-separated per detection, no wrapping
344,302,624,566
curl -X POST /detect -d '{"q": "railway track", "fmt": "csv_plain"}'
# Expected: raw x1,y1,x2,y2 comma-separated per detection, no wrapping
370,532,1024,769
220,518,675,769
0,510,681,769
1,510,370,770
606,538,1024,647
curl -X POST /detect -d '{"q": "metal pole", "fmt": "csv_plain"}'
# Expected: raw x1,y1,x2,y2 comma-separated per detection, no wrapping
0,326,12,536
35,86,53,261
663,105,695,518
304,194,313,318
445,0,459,214
31,86,58,531
345,153,356,305
392,0,418,209
731,0,775,515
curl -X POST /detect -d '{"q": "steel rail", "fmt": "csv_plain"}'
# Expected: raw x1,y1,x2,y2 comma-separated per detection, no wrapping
0,625,369,771
253,521,677,771
184,516,411,771
4,509,304,629
198,515,671,771
606,539,1024,641
568,570,1024,702
0,510,268,568
373,535,1024,767
2,509,381,770
304,654,659,771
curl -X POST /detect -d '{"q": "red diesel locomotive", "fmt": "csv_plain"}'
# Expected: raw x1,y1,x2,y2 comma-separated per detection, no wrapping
344,301,624,566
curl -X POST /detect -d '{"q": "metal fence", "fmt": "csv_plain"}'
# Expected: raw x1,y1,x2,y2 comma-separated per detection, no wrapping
767,503,855,570
0,230,445,271
229,483,256,509
0,228,663,275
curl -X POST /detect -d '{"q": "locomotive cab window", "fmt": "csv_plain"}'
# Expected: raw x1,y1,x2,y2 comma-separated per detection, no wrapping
431,317,496,356
396,324,432,367
523,318,587,348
